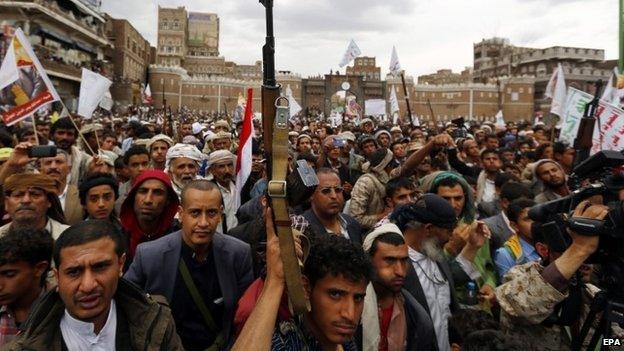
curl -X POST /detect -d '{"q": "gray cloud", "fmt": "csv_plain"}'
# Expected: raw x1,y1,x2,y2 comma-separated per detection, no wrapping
101,0,617,77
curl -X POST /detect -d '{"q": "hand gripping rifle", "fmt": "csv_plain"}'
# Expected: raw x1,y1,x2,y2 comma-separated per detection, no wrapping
260,0,316,314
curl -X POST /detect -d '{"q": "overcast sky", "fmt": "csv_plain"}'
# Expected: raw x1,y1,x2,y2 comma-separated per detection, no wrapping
101,0,618,79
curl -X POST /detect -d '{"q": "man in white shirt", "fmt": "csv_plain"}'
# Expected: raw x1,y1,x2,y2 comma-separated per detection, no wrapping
5,220,183,350
207,150,239,233
389,194,490,351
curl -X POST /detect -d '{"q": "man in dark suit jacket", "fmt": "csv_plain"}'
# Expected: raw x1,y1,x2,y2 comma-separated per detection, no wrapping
483,181,531,251
125,180,253,351
303,168,363,245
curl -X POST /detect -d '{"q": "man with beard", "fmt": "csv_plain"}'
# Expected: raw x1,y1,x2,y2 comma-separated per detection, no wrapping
50,118,92,185
533,159,570,204
207,150,238,233
166,143,205,199
233,232,372,351
356,223,435,351
178,121,194,142
303,168,362,245
38,151,82,226
35,119,53,146
148,134,174,171
475,150,503,204
120,170,180,259
390,194,489,351
0,173,68,239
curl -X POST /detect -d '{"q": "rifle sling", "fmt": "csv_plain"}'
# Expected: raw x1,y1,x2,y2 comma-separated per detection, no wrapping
269,106,310,315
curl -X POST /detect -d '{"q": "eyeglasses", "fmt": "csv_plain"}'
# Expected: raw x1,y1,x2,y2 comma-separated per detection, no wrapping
319,186,344,195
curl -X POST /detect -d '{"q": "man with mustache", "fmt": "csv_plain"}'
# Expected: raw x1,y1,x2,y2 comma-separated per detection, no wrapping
0,172,68,239
120,170,179,260
356,223,435,351
207,150,238,233
38,150,82,226
50,118,92,185
390,195,489,351
533,159,570,204
303,168,363,245
233,231,372,351
147,134,174,171
125,180,253,350
5,220,184,350
166,143,205,199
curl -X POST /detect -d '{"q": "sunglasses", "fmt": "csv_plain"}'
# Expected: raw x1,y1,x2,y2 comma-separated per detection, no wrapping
319,186,344,195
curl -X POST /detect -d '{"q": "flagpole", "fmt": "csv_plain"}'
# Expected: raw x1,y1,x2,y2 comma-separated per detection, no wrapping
31,116,40,145
58,100,96,155
400,72,414,125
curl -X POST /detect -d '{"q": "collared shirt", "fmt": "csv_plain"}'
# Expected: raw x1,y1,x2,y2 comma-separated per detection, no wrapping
59,183,69,211
271,316,358,351
170,241,223,351
482,178,496,203
325,214,350,240
494,236,541,279
378,295,407,351
60,299,117,351
217,181,239,233
408,248,451,351
0,306,19,347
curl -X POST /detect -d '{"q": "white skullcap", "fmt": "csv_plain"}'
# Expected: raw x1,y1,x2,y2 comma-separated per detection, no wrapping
362,223,404,252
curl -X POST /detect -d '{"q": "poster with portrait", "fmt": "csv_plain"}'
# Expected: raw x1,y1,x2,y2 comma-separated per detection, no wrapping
0,28,60,125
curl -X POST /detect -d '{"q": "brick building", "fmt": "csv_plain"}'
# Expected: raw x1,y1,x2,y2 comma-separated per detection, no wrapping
473,37,616,113
418,68,472,85
346,56,381,81
105,16,152,107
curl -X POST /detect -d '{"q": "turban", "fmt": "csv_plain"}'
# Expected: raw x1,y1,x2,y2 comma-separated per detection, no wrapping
207,150,236,168
165,143,206,170
79,123,103,135
362,223,403,253
4,173,59,195
374,130,391,140
147,134,174,151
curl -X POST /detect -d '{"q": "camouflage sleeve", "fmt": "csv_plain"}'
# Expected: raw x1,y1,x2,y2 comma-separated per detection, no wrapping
496,261,568,325
349,176,379,229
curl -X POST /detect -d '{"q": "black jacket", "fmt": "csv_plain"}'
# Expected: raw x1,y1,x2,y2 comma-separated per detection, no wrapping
302,208,363,246
354,289,437,351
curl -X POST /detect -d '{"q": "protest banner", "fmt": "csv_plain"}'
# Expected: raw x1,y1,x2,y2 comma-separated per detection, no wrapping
0,28,60,125
77,68,112,119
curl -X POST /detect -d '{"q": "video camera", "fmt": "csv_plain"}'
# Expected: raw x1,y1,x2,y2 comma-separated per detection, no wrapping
528,150,624,295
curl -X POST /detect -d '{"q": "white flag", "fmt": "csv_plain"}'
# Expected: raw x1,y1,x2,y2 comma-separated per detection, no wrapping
143,83,153,104
78,68,112,119
389,86,400,114
545,63,567,117
99,90,113,111
601,67,619,105
389,46,402,77
285,85,302,119
0,28,60,125
495,110,505,127
412,115,420,127
339,39,361,68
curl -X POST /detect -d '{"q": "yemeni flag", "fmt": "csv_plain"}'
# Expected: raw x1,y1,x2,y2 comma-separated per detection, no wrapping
235,88,255,206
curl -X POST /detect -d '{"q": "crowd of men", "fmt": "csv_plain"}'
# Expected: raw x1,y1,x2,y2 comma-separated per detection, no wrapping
0,110,618,351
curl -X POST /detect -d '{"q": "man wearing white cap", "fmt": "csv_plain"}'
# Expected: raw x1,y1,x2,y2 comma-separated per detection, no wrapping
207,150,238,233
356,223,435,351
166,143,205,199
147,134,174,171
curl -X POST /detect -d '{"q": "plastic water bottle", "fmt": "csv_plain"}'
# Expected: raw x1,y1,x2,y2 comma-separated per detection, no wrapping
466,281,478,306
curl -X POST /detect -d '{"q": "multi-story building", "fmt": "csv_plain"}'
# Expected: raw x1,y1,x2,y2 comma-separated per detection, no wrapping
346,56,381,81
105,16,152,107
473,37,616,113
0,0,113,110
156,6,187,67
386,74,416,121
418,68,472,85
187,12,219,57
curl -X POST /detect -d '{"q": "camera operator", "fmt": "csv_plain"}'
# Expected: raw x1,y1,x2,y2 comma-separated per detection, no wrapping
496,200,622,351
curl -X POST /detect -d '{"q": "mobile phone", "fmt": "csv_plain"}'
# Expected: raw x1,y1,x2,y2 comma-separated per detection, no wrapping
28,146,57,158
333,138,346,148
